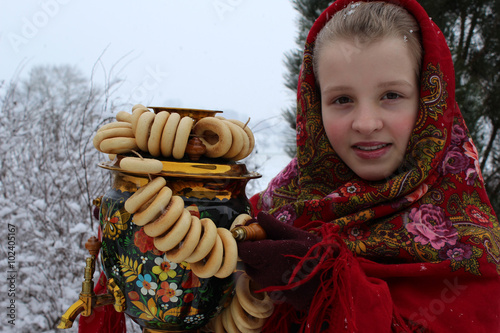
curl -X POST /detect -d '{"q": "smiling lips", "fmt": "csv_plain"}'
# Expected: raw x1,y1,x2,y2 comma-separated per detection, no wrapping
353,142,391,159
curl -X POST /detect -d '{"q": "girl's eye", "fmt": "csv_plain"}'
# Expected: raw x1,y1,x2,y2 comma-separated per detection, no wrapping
383,92,401,100
334,96,352,104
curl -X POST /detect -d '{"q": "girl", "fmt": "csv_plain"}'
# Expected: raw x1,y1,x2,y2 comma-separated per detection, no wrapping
238,0,500,332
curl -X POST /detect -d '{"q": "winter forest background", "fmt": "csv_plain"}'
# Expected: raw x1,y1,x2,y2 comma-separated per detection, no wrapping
1,0,499,332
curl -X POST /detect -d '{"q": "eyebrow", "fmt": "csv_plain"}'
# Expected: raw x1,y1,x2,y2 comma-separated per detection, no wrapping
377,80,414,88
321,80,415,95
321,85,352,94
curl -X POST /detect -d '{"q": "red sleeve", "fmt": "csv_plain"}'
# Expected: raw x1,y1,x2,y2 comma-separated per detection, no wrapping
78,272,127,333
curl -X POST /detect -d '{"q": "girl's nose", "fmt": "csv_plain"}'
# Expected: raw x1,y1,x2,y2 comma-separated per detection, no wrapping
352,105,383,135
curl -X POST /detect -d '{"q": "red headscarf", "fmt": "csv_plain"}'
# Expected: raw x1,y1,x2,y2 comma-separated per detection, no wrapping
252,0,500,331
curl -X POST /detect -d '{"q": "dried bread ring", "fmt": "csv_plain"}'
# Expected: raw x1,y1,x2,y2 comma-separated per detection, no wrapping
228,119,255,159
221,120,245,159
166,215,202,263
190,234,223,278
97,121,132,133
133,186,173,226
172,117,194,159
214,228,238,278
228,124,250,161
93,127,134,151
135,112,156,152
193,117,232,158
144,195,184,237
221,307,239,333
116,111,132,123
154,209,192,251
119,157,163,174
160,112,181,157
99,137,138,154
131,108,150,134
230,213,253,231
185,218,218,263
148,112,169,157
230,294,265,331
124,177,166,213
132,104,146,111
236,273,274,318
213,313,225,333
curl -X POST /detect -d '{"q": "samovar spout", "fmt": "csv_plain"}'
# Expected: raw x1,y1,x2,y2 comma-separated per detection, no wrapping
57,299,86,329
58,236,125,329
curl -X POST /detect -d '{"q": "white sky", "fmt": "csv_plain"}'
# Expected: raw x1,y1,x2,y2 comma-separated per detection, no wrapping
1,0,299,122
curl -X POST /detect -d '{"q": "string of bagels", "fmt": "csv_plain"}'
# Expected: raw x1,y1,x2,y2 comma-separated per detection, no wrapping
93,104,272,332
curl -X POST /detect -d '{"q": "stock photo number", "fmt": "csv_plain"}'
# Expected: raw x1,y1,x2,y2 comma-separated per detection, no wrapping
7,223,17,326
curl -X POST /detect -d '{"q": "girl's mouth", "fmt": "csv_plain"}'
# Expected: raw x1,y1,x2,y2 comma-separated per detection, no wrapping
353,143,391,159
355,143,389,151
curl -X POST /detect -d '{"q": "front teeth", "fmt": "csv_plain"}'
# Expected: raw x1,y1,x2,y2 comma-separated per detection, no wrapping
356,144,388,151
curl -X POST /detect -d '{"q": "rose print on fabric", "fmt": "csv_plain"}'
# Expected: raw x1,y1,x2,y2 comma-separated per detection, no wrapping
440,146,470,175
439,243,473,262
275,204,297,225
406,204,458,250
404,183,428,204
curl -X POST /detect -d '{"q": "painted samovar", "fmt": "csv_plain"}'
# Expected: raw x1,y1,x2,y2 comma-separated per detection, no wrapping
58,107,263,332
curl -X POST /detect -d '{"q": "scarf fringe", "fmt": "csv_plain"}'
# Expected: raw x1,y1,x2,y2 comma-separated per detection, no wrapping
259,224,357,332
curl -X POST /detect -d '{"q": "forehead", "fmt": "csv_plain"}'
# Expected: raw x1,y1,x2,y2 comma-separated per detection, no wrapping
316,37,419,87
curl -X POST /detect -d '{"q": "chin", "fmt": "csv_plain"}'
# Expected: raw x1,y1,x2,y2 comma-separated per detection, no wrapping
355,170,393,182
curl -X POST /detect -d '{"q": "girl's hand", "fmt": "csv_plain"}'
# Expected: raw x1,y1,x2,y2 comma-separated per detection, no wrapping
237,212,328,309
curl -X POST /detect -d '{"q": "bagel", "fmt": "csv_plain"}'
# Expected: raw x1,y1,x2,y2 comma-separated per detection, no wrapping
124,177,167,214
221,120,245,160
213,313,225,333
172,116,194,159
133,186,172,226
190,234,224,278
230,294,265,331
148,111,169,157
193,117,232,158
119,157,163,174
236,273,274,318
184,218,218,263
116,111,132,122
135,111,156,151
214,228,238,278
228,124,250,161
131,108,150,134
131,104,146,111
99,137,138,154
166,215,202,263
143,195,184,237
93,127,134,151
230,213,253,231
96,121,132,133
228,119,255,159
154,208,192,251
160,112,181,157
221,307,240,333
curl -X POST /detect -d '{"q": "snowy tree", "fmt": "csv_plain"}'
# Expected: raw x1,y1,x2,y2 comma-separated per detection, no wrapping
0,65,121,332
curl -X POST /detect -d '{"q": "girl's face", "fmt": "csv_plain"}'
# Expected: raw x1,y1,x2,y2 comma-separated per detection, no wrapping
318,37,419,181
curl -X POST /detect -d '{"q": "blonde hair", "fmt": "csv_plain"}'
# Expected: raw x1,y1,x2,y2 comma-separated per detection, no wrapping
313,1,422,79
